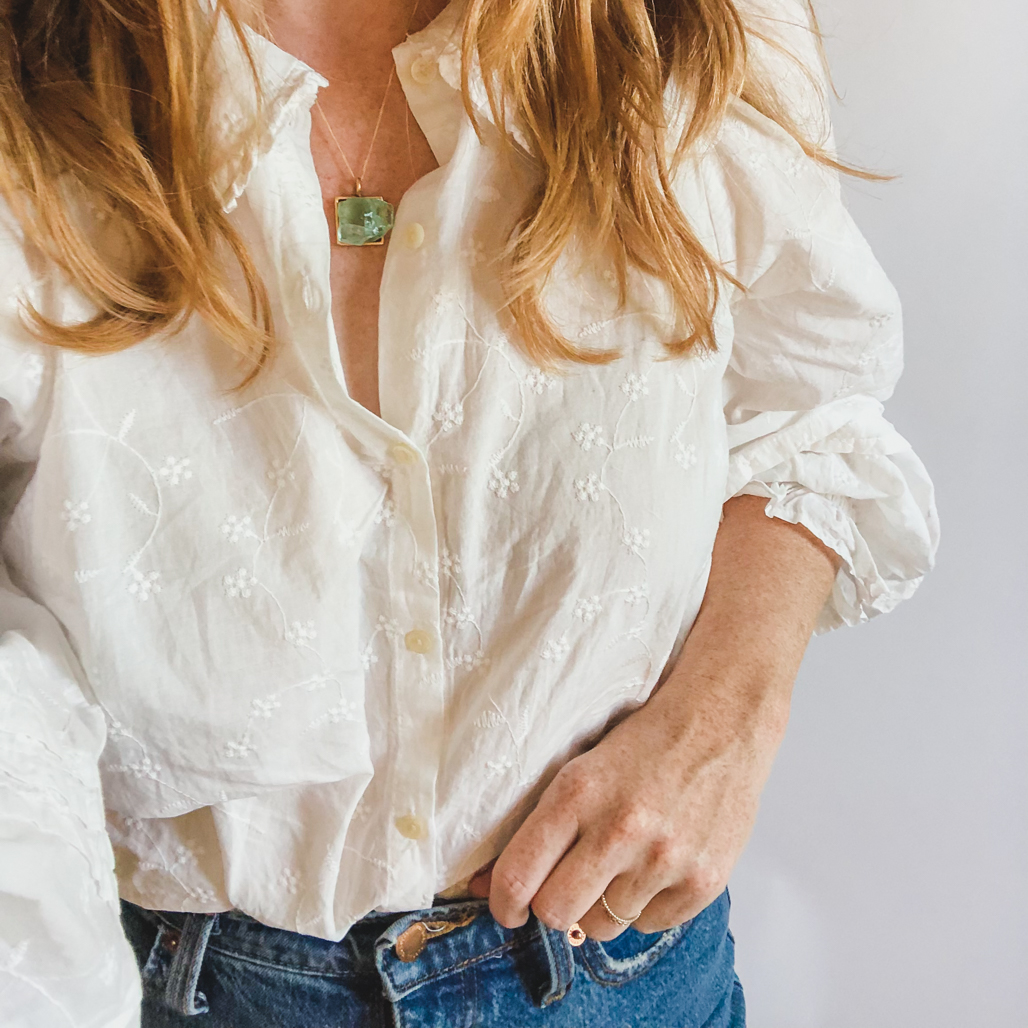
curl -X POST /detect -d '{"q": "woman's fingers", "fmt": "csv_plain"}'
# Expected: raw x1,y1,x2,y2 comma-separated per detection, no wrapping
525,824,631,932
487,752,688,934
487,785,581,928
630,872,728,935
572,869,654,941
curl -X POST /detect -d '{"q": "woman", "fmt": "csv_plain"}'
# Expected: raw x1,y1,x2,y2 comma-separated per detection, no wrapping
0,0,937,1024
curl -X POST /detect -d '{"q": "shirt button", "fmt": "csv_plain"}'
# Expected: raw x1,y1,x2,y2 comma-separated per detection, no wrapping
394,814,430,840
404,629,435,655
389,443,419,466
410,54,437,85
401,222,426,250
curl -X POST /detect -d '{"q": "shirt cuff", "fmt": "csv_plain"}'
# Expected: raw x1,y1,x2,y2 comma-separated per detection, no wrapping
732,440,939,634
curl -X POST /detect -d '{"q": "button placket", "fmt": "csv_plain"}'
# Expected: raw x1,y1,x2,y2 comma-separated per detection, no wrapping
379,435,445,908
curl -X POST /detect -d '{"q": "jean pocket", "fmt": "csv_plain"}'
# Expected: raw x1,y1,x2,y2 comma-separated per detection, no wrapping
577,919,692,987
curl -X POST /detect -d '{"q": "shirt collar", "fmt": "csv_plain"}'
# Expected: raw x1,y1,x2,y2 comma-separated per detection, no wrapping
208,16,328,212
209,0,523,210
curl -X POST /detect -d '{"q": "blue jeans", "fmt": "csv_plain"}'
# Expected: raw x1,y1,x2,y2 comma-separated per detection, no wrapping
121,892,744,1027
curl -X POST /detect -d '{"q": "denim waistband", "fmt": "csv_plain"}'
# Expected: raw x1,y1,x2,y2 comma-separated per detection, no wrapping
123,897,577,1018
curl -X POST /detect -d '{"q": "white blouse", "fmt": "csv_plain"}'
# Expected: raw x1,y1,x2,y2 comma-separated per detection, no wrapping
0,2,937,1024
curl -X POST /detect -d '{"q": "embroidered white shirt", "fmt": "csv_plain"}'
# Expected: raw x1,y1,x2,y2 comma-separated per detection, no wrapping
0,1,938,1023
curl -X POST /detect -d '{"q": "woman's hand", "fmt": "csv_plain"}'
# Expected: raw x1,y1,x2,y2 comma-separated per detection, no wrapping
470,665,788,939
469,495,840,939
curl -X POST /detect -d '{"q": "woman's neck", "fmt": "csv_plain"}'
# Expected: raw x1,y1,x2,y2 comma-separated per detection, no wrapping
263,0,448,87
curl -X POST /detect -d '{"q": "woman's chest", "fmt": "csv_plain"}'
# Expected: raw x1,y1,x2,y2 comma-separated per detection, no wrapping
313,99,441,418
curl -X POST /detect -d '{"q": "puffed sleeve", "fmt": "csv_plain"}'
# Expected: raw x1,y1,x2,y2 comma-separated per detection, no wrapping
0,220,141,1026
710,0,939,632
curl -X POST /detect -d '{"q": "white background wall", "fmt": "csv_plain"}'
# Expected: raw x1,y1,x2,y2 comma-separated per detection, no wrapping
730,1,1028,1024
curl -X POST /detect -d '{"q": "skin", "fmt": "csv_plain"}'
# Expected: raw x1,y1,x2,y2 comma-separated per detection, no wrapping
267,0,841,943
265,0,448,417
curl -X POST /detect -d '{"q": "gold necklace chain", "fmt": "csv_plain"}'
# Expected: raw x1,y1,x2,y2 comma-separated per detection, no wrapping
314,0,422,197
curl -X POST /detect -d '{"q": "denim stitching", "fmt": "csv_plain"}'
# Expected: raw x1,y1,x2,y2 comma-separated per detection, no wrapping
202,945,361,980
384,938,520,992
203,935,521,985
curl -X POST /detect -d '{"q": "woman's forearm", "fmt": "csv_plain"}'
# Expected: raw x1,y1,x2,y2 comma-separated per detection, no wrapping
648,493,841,750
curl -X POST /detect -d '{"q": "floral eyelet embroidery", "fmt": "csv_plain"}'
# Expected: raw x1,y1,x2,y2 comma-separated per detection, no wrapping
267,459,295,489
61,500,91,532
111,755,162,779
374,499,398,527
433,401,465,433
485,757,514,778
673,441,698,470
376,615,401,639
126,569,161,601
621,372,650,401
447,650,490,671
443,606,475,628
440,547,462,577
462,240,488,266
525,369,557,395
319,698,359,724
573,597,602,623
488,468,520,499
250,696,282,719
23,353,45,385
622,527,651,556
572,423,606,451
223,568,257,598
285,620,317,645
278,868,300,894
540,635,570,661
220,514,254,543
573,474,602,502
157,457,192,486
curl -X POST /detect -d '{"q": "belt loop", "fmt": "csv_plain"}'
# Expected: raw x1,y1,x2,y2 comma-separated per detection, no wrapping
535,920,575,1007
161,912,219,1016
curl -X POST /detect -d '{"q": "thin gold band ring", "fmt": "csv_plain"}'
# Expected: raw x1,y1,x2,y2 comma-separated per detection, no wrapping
601,892,641,927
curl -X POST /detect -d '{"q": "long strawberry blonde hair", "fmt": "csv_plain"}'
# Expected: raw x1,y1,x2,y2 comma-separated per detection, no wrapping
0,0,851,380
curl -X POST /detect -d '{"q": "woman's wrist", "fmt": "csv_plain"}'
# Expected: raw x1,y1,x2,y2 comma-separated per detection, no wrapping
643,662,793,766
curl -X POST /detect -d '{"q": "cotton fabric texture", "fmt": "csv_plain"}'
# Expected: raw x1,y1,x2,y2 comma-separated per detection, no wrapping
119,892,743,1027
0,0,937,1024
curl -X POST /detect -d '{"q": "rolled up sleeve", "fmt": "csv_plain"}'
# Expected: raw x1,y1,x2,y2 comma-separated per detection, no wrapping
709,18,938,632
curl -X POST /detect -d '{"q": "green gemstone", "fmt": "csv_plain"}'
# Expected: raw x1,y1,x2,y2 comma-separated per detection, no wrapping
335,196,395,246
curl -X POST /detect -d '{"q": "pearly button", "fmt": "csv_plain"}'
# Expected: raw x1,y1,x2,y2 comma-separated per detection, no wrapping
390,443,419,466
410,54,438,85
404,629,435,655
394,814,430,841
401,222,426,250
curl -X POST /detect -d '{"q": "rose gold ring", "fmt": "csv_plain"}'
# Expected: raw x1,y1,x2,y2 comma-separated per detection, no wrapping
601,892,640,927
566,923,587,946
